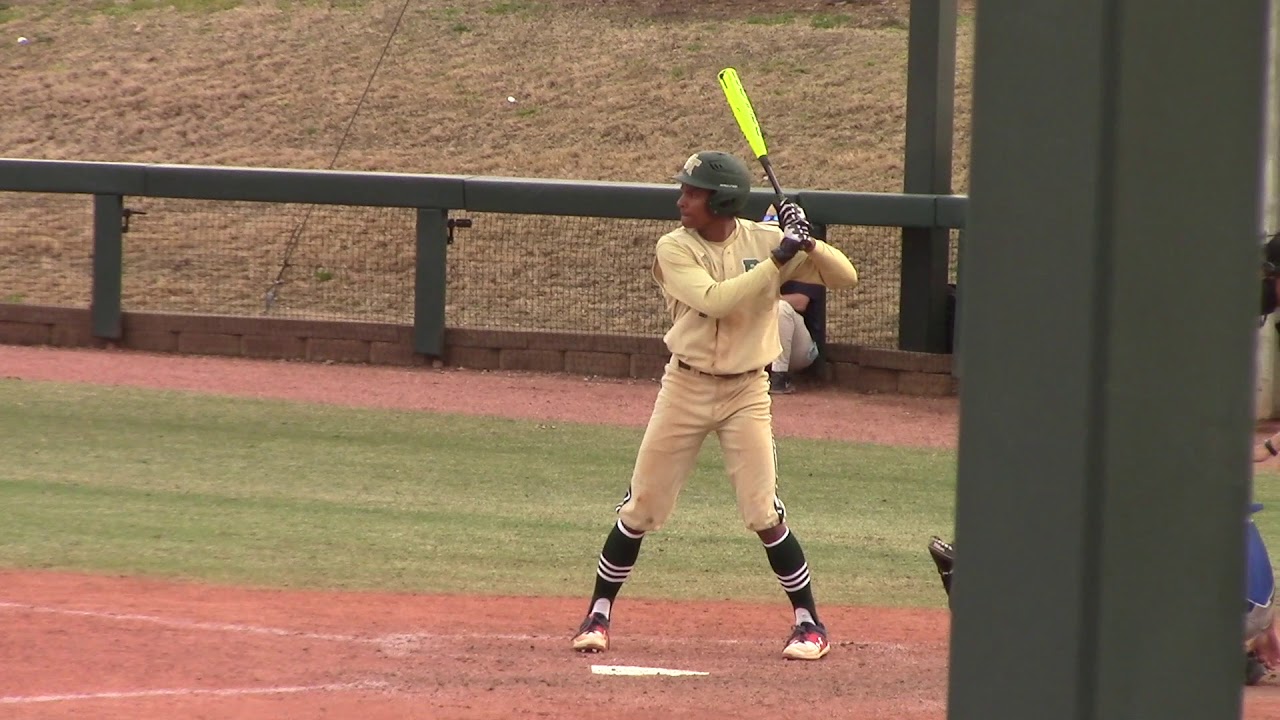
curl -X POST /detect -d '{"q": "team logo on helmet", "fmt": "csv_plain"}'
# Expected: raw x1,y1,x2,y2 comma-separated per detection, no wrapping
683,154,702,174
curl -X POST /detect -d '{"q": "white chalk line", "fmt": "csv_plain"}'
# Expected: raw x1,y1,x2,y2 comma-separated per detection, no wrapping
0,601,378,644
0,680,390,705
0,600,915,651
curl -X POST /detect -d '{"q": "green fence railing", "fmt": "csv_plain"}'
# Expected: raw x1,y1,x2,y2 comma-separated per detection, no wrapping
0,158,967,355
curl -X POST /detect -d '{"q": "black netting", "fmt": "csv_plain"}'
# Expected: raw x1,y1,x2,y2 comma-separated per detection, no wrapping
0,192,93,307
822,224,903,348
445,212,674,337
119,198,416,322
1,189,952,354
446,215,919,351
949,229,962,284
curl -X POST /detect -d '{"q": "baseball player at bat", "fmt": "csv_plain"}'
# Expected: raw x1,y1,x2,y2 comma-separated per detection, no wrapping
570,150,858,660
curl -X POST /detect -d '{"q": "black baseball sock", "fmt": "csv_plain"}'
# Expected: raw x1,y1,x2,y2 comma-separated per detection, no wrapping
586,519,645,619
763,526,820,626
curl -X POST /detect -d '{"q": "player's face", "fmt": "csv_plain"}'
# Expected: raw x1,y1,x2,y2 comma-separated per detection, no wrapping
677,184,715,229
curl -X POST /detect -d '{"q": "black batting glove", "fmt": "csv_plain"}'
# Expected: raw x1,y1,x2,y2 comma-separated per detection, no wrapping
771,227,808,265
776,199,812,238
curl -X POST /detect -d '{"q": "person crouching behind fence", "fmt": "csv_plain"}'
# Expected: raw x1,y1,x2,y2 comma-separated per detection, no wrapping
762,205,822,395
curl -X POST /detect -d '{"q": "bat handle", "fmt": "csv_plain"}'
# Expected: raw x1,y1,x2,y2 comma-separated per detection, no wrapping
759,155,787,205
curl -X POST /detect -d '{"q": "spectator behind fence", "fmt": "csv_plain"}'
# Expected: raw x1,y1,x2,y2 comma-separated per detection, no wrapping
770,281,824,394
763,204,825,394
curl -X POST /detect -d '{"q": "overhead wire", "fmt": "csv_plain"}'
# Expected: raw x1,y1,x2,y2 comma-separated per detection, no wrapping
264,0,414,313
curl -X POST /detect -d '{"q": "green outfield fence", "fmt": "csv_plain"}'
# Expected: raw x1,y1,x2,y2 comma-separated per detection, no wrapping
0,159,967,355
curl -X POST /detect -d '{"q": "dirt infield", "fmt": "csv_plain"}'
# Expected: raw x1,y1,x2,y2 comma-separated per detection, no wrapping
0,572,950,720
2,344,1279,718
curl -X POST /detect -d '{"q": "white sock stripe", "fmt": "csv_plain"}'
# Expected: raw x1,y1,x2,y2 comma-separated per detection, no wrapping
598,556,633,575
615,519,645,539
596,561,631,583
597,568,630,583
597,556,631,573
776,563,809,583
762,527,791,548
778,563,808,579
779,574,812,592
777,566,811,592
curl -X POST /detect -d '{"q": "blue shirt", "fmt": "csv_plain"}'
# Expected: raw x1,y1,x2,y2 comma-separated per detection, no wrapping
1247,504,1274,610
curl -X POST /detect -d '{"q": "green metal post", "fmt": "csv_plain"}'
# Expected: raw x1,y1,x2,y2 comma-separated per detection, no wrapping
899,0,957,353
948,1,1268,719
91,194,123,340
414,208,448,357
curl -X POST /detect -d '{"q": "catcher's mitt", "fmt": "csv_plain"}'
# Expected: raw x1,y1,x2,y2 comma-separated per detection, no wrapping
928,536,955,597
1247,651,1269,686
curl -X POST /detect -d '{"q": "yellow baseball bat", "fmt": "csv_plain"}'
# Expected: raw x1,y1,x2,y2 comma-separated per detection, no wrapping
718,67,787,204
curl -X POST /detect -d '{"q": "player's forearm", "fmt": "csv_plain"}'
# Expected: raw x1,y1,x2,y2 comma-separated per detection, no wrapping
665,261,781,319
803,242,858,289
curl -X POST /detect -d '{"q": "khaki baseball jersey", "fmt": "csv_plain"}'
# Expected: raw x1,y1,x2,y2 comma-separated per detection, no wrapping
652,218,858,375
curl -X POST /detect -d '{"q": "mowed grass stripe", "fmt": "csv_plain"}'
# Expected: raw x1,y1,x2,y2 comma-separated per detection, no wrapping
3,378,957,607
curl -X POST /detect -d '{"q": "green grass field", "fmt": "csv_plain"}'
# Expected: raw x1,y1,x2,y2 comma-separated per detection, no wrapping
0,378,963,607
6,378,1278,610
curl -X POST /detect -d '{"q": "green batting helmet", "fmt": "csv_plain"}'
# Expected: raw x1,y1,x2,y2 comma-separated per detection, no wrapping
673,151,752,217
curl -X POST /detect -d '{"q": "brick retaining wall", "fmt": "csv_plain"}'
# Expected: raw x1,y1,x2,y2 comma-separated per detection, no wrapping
0,305,958,396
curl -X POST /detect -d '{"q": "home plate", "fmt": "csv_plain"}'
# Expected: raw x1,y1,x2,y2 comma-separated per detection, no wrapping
590,664,709,677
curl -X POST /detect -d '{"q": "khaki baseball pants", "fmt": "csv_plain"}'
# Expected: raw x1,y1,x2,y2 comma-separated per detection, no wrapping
617,357,785,533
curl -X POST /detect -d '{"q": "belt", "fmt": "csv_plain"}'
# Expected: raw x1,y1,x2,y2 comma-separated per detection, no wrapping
676,359,763,380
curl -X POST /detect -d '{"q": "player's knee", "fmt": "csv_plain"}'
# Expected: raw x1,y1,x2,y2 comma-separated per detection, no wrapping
619,503,665,533
629,517,663,533
745,514,784,534
755,521,787,543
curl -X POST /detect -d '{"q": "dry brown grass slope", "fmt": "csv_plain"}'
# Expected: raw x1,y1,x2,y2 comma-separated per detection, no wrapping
0,0,973,190
0,0,974,346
